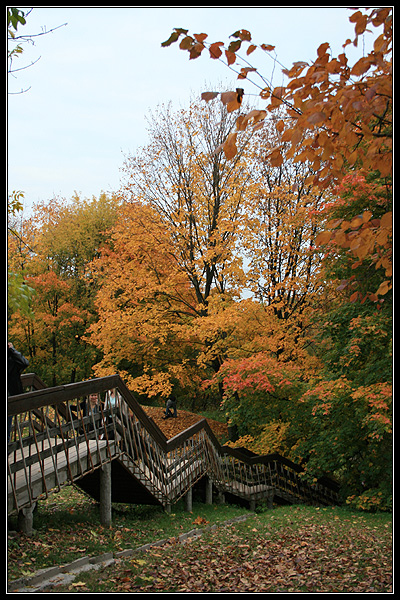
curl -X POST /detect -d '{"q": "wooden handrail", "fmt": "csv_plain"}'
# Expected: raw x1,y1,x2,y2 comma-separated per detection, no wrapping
21,373,47,390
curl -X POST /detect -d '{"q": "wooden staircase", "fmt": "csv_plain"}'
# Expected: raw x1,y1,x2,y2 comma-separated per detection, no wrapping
8,374,340,521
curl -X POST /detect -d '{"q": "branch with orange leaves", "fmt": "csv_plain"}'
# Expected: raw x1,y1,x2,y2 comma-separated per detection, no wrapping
162,8,392,189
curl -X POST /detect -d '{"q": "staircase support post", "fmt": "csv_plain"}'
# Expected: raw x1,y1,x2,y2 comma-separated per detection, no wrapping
205,476,213,505
17,501,36,536
184,487,193,512
99,462,112,527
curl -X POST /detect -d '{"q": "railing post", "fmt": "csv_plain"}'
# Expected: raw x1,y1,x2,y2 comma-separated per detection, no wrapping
99,462,112,527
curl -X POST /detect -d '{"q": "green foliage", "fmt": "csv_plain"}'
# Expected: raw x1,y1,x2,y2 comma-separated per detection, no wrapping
7,270,34,318
7,8,26,32
211,353,304,440
315,301,392,386
291,379,392,509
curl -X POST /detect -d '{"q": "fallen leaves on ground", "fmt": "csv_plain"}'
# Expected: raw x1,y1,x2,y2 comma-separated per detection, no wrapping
141,406,228,441
192,515,209,526
99,508,392,594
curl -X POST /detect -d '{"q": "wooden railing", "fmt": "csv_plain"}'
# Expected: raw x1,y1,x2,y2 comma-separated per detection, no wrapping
8,374,340,516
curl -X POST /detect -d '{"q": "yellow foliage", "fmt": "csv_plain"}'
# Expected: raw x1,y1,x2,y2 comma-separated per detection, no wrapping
226,421,295,457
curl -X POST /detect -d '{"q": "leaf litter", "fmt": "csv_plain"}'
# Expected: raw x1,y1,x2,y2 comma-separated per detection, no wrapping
69,507,392,593
141,406,228,441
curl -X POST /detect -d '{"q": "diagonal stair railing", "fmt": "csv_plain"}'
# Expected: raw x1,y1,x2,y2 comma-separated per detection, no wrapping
8,374,340,516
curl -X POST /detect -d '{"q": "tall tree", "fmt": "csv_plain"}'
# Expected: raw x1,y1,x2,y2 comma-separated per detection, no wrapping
244,120,327,320
89,100,256,396
161,9,392,508
120,101,254,307
88,100,329,400
163,8,392,298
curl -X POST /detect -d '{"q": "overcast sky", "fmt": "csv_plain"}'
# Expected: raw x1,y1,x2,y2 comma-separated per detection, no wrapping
7,6,369,212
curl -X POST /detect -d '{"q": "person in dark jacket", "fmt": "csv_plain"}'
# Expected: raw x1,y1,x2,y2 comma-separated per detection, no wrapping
8,342,29,441
163,394,177,419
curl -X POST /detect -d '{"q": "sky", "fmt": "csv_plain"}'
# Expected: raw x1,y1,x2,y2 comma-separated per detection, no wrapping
7,6,370,212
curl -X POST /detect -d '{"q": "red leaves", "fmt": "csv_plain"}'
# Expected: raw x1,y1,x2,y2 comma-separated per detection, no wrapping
220,89,244,112
161,28,189,47
222,132,237,159
165,8,392,194
201,91,218,102
238,66,257,79
162,26,261,70
231,29,252,42
306,111,326,126
162,30,208,60
350,10,368,35
209,41,223,59
317,42,330,58
202,89,244,113
213,353,301,398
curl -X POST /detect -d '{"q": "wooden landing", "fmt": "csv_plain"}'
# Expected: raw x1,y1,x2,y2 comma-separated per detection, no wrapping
8,439,117,513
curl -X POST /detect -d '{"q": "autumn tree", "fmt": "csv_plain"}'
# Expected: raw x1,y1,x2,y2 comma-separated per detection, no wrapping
87,201,203,398
162,8,392,298
8,193,119,385
88,100,258,398
88,98,329,402
243,119,328,321
294,379,392,511
120,100,255,307
162,9,392,508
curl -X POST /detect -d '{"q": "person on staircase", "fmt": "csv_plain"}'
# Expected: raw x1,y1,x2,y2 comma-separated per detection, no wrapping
7,342,29,442
163,394,177,419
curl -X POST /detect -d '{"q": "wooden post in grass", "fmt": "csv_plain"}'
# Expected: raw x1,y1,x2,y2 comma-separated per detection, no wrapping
99,462,112,526
17,502,36,536
205,477,213,505
185,487,193,512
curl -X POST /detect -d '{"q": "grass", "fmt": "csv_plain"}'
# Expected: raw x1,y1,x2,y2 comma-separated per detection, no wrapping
8,487,392,593
7,485,248,581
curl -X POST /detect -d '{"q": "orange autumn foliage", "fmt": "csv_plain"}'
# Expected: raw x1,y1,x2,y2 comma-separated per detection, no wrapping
86,201,201,396
163,8,392,298
164,9,392,185
87,100,328,397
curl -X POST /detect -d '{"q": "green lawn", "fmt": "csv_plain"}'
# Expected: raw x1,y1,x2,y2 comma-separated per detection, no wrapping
7,485,248,581
8,487,392,593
